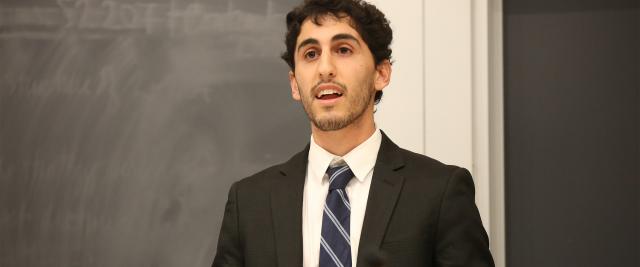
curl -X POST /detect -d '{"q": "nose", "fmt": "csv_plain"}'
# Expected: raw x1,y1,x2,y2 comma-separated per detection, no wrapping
317,52,336,80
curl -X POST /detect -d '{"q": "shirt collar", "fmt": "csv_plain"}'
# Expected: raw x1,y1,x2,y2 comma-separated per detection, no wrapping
308,128,382,184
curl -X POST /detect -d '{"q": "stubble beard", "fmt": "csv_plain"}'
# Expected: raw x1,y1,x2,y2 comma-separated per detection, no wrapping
298,80,375,132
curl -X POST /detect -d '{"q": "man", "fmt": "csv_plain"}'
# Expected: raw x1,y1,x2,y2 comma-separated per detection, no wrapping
213,0,495,266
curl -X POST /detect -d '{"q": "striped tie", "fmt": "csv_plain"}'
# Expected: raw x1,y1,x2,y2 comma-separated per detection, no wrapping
319,160,354,267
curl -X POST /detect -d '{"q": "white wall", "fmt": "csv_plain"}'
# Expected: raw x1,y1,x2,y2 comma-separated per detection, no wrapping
372,0,505,266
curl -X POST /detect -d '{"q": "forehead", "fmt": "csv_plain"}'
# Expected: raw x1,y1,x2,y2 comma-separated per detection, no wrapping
296,15,363,45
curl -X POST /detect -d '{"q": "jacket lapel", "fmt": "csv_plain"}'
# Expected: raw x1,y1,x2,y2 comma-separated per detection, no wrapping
356,132,405,267
271,145,308,267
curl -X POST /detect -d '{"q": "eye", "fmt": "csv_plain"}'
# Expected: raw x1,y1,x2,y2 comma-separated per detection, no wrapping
336,46,352,55
304,50,318,60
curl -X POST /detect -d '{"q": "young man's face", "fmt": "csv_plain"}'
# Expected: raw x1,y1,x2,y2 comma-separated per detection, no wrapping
289,15,391,132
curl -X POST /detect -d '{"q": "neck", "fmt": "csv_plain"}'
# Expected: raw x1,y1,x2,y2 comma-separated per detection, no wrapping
311,112,376,156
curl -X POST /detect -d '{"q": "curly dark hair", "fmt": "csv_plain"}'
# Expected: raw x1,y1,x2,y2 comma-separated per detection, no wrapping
281,0,393,104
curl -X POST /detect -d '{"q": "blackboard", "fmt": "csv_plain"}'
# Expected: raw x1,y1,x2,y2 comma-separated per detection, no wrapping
504,2,639,267
0,0,307,266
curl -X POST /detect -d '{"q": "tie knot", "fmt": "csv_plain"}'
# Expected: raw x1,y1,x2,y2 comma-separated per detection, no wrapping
326,162,354,191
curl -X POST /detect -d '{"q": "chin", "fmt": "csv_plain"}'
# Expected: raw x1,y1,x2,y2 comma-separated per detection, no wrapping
311,114,353,131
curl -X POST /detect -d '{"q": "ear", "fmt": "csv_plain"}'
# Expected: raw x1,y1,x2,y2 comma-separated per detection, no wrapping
289,70,301,101
373,59,392,92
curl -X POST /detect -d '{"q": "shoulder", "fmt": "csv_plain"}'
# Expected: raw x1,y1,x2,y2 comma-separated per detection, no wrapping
397,147,463,177
221,163,287,209
232,146,308,191
377,131,468,186
393,147,473,192
235,164,282,188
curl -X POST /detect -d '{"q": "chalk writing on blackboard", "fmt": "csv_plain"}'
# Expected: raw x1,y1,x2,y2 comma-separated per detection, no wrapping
0,0,282,38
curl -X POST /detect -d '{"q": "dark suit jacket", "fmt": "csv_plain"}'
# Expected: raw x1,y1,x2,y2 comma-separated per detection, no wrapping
213,132,494,267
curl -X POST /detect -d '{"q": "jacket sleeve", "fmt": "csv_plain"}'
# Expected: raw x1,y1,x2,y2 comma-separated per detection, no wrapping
212,182,244,267
434,167,495,267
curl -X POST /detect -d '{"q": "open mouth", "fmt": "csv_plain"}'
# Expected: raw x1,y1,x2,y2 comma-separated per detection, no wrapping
315,89,343,100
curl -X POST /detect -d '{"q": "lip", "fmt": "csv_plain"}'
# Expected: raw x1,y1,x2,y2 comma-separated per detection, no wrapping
314,84,345,96
313,85,344,106
313,83,345,105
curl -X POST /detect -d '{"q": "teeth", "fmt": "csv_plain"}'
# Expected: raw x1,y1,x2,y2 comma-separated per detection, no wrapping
316,89,342,98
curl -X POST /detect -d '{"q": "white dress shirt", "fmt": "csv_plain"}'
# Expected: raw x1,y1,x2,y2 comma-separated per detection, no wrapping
302,129,382,267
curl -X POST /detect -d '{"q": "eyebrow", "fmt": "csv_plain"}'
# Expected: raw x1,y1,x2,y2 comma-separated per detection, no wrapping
296,33,362,52
297,38,319,52
331,33,360,45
